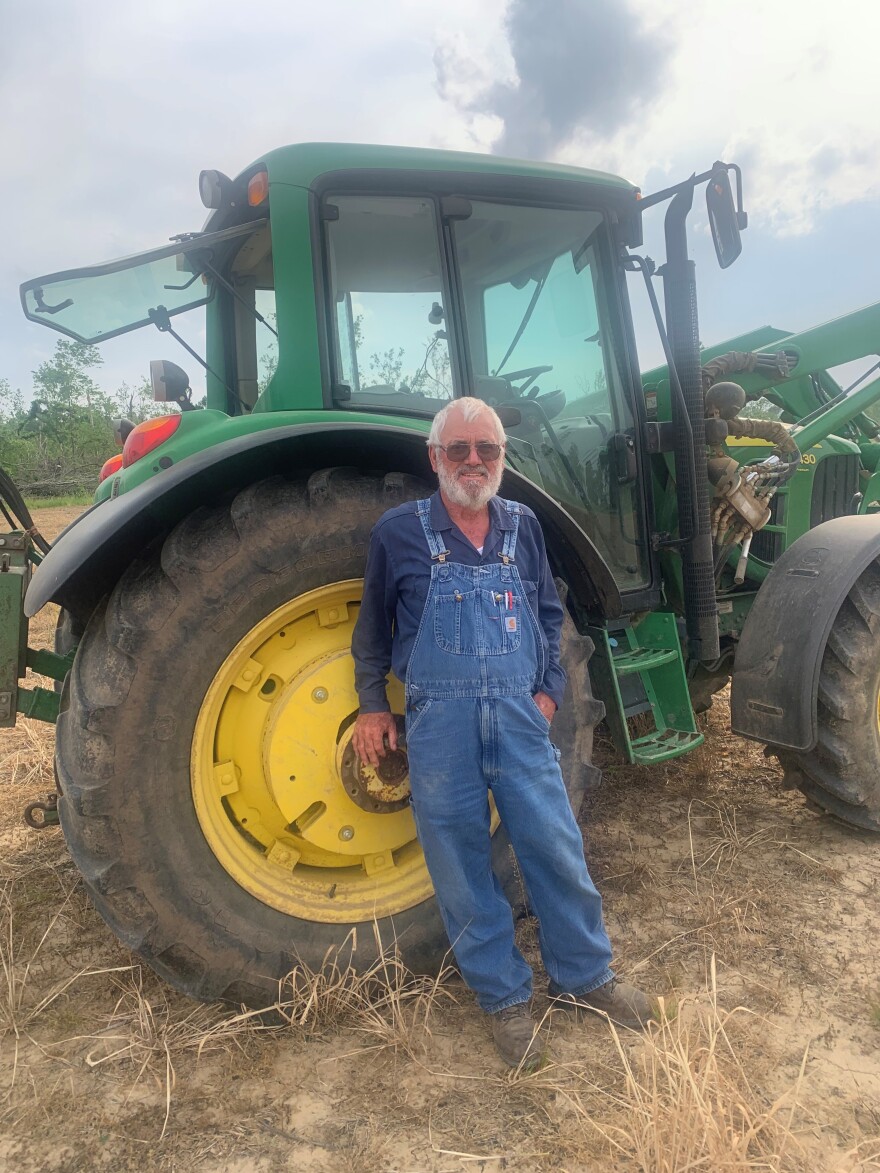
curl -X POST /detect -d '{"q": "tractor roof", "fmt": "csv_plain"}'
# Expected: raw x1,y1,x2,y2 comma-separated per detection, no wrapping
251,141,636,194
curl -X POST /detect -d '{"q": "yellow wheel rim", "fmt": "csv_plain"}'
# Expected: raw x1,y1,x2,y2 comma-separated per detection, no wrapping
191,580,434,922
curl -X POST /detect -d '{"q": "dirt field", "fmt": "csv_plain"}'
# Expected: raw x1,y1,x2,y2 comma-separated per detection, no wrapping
1,507,878,1171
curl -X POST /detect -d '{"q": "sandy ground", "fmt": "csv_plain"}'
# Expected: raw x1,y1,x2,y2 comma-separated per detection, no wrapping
0,507,878,1171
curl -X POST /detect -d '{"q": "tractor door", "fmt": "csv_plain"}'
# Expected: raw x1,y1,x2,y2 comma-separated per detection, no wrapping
451,201,652,595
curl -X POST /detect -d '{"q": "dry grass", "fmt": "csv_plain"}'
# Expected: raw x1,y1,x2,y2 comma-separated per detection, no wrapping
0,718,55,791
285,944,462,1070
593,963,807,1171
0,811,878,1170
0,879,128,1041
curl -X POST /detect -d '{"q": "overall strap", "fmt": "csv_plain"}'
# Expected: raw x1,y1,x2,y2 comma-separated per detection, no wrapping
415,498,450,562
498,498,522,564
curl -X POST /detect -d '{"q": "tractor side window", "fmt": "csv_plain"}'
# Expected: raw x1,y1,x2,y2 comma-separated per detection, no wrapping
230,222,275,410
325,196,454,412
453,201,649,592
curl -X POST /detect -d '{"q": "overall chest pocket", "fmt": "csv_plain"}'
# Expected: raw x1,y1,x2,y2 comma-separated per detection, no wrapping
480,588,523,655
433,588,479,654
432,586,522,655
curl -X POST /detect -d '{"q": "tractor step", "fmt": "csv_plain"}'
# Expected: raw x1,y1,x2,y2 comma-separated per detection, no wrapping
607,647,679,674
629,728,704,763
588,613,703,766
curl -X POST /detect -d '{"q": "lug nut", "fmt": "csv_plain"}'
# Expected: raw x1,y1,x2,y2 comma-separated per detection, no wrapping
312,687,329,703
338,825,354,841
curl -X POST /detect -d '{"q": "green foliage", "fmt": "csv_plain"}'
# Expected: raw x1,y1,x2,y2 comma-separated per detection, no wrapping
257,312,279,396
368,346,405,389
23,494,93,509
744,396,784,421
362,333,453,398
0,341,177,496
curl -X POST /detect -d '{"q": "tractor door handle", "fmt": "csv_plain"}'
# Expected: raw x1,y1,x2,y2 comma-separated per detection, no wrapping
610,432,638,485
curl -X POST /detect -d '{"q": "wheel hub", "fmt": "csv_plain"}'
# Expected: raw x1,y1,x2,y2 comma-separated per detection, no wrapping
338,717,411,813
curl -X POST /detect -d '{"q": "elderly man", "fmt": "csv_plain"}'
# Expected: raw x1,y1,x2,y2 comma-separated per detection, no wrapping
351,397,653,1067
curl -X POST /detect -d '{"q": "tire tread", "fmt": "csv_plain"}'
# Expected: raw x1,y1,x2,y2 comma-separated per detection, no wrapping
783,560,880,830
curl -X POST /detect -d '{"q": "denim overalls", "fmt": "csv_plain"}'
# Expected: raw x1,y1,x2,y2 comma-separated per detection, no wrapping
404,498,614,1013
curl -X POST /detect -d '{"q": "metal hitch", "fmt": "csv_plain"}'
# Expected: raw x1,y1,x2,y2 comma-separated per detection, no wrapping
23,793,59,829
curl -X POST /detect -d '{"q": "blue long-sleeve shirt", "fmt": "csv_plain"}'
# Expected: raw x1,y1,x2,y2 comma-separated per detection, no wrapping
352,492,567,712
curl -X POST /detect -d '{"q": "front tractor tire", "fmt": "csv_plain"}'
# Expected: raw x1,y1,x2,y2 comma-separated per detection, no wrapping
777,561,880,831
56,470,602,1007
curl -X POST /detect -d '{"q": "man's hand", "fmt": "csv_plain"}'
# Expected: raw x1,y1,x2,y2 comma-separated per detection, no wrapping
352,711,398,767
532,691,557,724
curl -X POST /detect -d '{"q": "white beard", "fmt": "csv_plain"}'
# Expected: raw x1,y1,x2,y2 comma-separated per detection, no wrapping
437,460,503,510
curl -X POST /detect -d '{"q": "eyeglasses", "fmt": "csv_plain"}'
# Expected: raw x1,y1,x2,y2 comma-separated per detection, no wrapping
437,441,504,462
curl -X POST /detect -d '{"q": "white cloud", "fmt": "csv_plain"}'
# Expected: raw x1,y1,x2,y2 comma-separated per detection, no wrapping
553,0,880,235
433,0,880,235
3,0,879,394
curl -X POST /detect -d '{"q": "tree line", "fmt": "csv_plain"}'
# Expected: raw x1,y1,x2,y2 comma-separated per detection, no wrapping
0,341,176,496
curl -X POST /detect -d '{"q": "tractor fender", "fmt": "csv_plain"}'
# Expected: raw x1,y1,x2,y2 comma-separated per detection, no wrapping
25,420,622,625
730,514,880,751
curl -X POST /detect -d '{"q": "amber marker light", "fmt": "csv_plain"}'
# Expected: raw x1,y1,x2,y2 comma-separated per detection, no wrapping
122,414,182,468
99,453,124,482
248,169,269,206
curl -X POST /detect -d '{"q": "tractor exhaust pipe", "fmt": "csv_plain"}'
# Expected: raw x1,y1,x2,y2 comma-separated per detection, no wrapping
662,184,720,662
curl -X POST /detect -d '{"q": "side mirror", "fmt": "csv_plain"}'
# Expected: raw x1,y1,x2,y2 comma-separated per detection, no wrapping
706,165,746,269
150,359,195,410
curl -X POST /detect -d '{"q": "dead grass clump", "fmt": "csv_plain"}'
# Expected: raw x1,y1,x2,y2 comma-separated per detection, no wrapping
74,938,460,1139
602,832,662,896
276,931,460,1060
74,967,278,1140
780,841,846,885
693,802,774,877
566,962,807,1171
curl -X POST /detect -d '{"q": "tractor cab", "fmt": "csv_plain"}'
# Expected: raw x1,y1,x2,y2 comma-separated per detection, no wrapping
22,145,658,601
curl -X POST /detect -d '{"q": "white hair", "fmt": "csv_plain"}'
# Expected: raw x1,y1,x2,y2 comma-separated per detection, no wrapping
427,397,505,448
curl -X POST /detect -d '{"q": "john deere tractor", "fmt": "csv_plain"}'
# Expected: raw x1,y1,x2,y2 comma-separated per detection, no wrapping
4,143,879,1008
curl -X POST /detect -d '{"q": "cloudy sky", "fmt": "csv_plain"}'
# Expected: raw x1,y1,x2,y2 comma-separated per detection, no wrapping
3,0,880,399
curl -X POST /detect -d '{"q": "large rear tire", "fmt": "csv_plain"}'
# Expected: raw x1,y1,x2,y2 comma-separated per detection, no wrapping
56,471,602,1006
777,561,880,831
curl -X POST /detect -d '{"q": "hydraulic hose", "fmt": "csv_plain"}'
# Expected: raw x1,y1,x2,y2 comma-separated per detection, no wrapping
701,349,795,391
726,416,801,485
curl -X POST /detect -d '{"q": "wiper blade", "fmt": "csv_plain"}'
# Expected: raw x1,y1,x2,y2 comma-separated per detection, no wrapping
494,263,550,377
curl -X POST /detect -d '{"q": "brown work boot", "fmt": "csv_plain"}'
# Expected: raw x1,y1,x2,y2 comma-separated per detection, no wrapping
551,979,656,1029
489,1004,545,1069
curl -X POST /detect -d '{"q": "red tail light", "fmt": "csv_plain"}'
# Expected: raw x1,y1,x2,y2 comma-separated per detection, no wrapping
99,453,124,482
122,414,182,468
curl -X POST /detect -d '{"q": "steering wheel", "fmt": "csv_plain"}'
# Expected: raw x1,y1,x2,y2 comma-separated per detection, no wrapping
500,364,554,394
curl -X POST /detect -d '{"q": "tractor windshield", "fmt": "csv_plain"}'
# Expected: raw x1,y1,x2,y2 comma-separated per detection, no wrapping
452,201,649,591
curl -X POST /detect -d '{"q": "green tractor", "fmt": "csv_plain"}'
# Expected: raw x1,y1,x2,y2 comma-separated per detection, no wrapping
4,143,879,1007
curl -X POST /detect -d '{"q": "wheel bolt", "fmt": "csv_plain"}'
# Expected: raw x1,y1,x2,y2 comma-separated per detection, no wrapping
338,825,354,841
312,687,329,703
